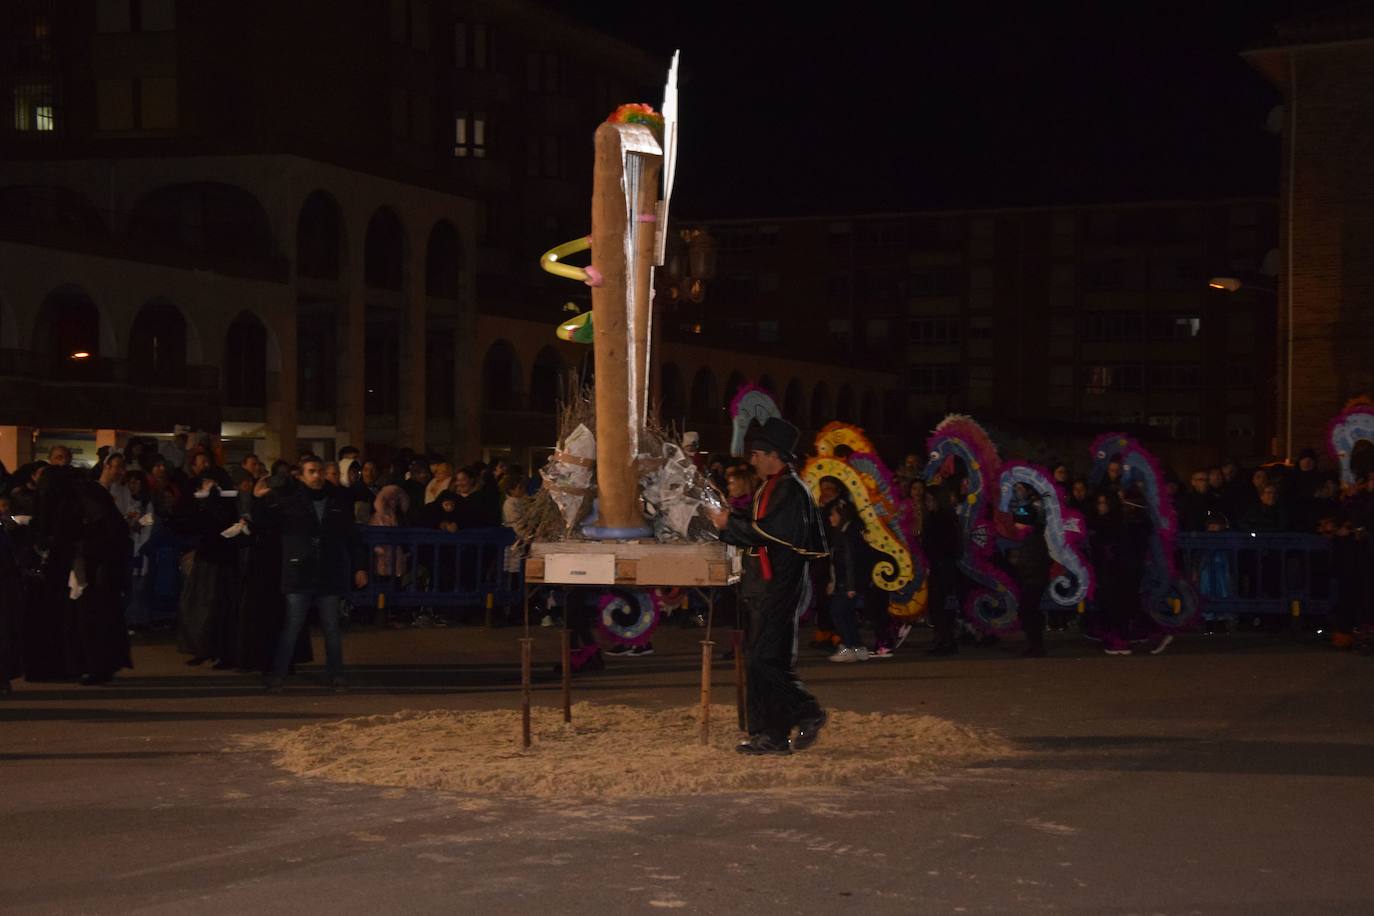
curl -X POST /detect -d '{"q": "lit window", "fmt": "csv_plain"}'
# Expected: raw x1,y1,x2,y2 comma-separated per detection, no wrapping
13,84,57,132
454,113,485,158
453,113,467,156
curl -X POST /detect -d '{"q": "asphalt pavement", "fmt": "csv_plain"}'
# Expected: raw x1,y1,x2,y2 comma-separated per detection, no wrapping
3,621,1372,915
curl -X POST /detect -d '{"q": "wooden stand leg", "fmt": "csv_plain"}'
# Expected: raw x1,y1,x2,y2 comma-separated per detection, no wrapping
699,639,714,746
520,637,532,749
561,628,572,724
733,628,746,731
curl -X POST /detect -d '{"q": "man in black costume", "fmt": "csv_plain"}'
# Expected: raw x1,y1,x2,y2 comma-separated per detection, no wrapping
709,418,830,755
255,457,367,691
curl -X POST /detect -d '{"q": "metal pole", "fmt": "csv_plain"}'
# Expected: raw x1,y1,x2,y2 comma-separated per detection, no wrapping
733,627,746,731
1285,55,1297,460
520,580,532,749
699,638,713,746
699,589,716,745
561,627,572,724
520,637,532,749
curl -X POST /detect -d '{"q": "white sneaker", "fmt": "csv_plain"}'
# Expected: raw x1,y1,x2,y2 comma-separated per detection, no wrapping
853,647,871,661
540,614,555,628
893,624,913,649
1149,634,1174,655
828,647,859,663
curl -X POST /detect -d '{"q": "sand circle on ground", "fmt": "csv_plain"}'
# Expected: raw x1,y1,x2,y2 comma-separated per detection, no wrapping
241,704,1012,799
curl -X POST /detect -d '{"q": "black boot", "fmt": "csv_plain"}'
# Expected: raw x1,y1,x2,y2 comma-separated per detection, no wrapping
792,710,828,751
736,733,791,756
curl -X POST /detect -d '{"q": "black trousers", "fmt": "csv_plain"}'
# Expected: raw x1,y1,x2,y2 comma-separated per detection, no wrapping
928,569,959,645
747,564,822,742
1017,581,1047,650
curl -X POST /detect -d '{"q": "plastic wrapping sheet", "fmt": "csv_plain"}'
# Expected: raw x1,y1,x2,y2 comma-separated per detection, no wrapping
613,123,662,463
640,441,725,542
541,424,597,531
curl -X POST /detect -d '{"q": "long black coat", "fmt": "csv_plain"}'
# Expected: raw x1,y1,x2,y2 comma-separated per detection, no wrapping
720,469,829,740
257,481,366,595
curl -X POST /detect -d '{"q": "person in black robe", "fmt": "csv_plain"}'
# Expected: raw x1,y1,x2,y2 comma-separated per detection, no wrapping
24,464,81,680
66,480,134,684
1007,485,1051,658
709,418,830,755
922,486,963,656
0,519,23,695
174,469,242,667
228,483,310,673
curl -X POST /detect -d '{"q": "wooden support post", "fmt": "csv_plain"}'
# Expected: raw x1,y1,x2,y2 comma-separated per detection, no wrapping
699,639,714,746
733,628,746,732
561,628,573,724
520,637,533,749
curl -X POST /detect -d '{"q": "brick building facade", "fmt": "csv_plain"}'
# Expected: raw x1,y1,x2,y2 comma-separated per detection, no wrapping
1246,4,1374,457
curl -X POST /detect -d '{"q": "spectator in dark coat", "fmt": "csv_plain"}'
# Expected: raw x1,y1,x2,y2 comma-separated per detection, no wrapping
255,457,367,691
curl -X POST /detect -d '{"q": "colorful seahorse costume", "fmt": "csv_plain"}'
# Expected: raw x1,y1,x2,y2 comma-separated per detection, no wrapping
800,423,927,617
996,461,1094,608
1327,400,1374,489
923,415,1020,634
1088,432,1200,630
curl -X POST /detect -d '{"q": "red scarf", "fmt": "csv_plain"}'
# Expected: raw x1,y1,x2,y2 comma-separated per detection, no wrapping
755,471,784,581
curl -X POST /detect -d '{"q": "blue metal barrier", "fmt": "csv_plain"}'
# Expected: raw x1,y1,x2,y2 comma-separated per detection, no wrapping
355,527,522,611
1175,532,1336,618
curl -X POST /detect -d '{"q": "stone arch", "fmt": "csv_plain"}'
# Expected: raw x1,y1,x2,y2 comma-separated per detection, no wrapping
223,310,272,408
530,345,565,413
31,285,117,378
836,384,856,422
690,367,718,420
296,189,345,280
659,362,686,422
364,206,407,290
784,378,805,425
128,299,192,387
810,381,832,425
425,219,462,298
0,185,106,236
723,370,746,410
482,339,523,411
128,182,276,260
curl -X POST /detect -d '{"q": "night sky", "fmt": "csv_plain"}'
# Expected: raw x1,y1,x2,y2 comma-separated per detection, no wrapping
552,1,1341,219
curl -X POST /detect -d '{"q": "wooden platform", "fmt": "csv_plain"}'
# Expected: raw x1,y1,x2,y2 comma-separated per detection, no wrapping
526,540,736,587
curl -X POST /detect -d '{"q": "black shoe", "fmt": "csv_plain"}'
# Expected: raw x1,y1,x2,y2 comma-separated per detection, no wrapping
211,660,234,670
263,677,284,694
79,672,113,686
330,677,348,693
1020,645,1047,658
736,734,791,756
926,641,959,656
185,656,209,667
792,710,828,751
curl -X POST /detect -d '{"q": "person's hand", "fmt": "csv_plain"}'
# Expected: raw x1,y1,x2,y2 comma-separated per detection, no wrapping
354,570,368,589
846,590,857,599
825,582,834,596
707,506,729,530
253,478,273,499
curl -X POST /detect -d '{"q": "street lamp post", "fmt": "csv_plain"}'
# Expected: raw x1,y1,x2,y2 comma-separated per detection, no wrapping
1209,276,1286,459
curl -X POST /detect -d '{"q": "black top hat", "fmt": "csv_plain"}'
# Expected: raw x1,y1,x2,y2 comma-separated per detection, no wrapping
746,417,801,462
